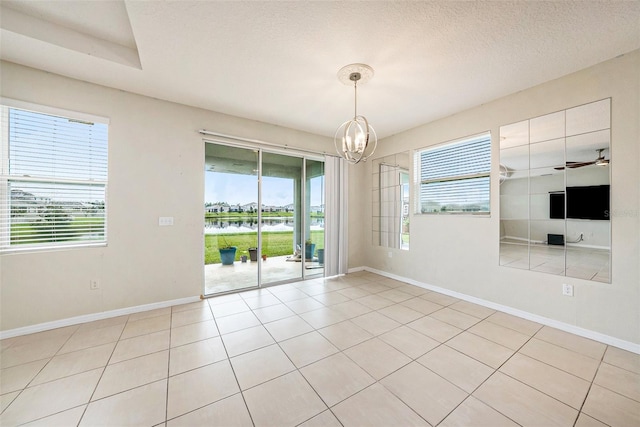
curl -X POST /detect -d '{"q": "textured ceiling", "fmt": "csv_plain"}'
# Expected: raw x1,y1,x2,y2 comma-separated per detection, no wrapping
1,1,639,139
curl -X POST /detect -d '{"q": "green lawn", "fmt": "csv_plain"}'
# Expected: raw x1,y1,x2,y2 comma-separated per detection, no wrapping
11,216,104,244
205,230,324,264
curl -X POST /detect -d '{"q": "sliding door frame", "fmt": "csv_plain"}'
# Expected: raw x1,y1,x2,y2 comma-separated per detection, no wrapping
203,137,325,296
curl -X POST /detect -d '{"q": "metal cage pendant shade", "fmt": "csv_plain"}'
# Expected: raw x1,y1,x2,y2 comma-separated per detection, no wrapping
334,64,377,164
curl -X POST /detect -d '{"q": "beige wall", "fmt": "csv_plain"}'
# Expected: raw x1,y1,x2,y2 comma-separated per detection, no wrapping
352,50,640,344
0,61,333,331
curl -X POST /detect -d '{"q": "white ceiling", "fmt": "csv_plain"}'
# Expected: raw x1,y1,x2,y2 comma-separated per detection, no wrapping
1,1,639,139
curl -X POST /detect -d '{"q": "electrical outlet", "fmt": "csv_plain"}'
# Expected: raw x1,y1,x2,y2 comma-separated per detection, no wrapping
388,251,393,258
562,284,573,297
90,279,100,290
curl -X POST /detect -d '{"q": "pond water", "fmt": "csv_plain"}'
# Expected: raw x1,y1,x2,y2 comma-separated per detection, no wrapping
205,217,324,234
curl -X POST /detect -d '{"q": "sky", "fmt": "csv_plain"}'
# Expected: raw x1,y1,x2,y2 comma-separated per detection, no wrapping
205,172,324,206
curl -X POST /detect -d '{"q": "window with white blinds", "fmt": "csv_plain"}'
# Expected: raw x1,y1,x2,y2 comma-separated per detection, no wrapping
415,132,491,214
0,104,108,252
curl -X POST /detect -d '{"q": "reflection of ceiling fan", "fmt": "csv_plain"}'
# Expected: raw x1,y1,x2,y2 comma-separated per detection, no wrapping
554,148,609,170
499,164,511,184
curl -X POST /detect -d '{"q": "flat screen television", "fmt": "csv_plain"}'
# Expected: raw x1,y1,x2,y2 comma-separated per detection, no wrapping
549,185,610,220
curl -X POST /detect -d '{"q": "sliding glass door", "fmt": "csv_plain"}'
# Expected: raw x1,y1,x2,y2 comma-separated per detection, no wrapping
203,141,324,296
204,144,259,294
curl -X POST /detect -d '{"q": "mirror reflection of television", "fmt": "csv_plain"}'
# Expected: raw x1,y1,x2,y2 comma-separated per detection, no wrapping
549,185,610,220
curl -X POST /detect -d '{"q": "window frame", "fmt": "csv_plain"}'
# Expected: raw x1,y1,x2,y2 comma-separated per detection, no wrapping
0,98,109,253
414,131,491,216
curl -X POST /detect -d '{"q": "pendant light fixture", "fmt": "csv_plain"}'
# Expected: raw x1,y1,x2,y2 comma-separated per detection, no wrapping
334,63,377,164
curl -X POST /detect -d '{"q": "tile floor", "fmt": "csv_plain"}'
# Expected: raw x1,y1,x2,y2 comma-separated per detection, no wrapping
500,241,610,282
204,255,324,295
1,271,638,426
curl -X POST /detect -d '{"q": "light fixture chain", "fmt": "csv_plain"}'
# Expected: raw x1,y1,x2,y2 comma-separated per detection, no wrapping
353,80,358,118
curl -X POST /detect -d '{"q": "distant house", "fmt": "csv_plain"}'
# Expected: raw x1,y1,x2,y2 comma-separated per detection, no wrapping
205,202,229,213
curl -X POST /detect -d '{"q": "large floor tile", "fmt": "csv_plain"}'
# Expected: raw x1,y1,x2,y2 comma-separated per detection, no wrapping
110,330,170,364
333,383,429,427
170,306,213,328
449,301,496,319
582,384,640,427
170,319,219,347
76,315,128,333
593,362,640,402
284,297,325,314
399,297,443,315
331,300,372,319
439,396,519,427
419,292,459,306
210,300,251,318
318,320,373,350
231,344,295,390
0,368,102,426
378,304,423,324
468,320,531,350
301,352,375,406
128,307,171,322
603,346,640,374
166,393,252,427
376,289,414,303
243,371,327,427
311,291,351,306
263,315,313,341
215,311,261,335
0,391,19,413
379,325,440,359
169,337,227,376
221,325,275,357
23,405,86,427
485,312,542,336
499,353,590,409
0,358,49,393
534,326,606,360
356,294,395,310
473,372,578,426
252,303,296,323
337,287,371,300
380,361,467,426
93,350,169,400
407,316,462,342
279,331,339,368
167,359,239,420
81,379,167,426
351,311,401,336
447,332,515,369
58,324,124,354
31,342,115,386
417,345,494,393
519,338,600,380
356,282,392,294
120,315,171,340
430,307,481,329
298,410,343,427
300,307,348,329
243,294,282,309
574,413,609,427
344,338,411,380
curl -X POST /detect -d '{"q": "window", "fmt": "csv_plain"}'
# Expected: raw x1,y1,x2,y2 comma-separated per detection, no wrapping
415,132,491,214
1,103,108,252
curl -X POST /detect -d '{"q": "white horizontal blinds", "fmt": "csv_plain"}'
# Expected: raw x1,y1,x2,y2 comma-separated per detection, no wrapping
0,106,108,251
418,133,491,213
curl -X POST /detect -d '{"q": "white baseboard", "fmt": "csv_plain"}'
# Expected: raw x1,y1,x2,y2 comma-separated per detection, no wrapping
0,296,201,340
358,266,639,354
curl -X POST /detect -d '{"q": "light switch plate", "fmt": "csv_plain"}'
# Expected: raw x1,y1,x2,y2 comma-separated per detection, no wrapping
159,216,174,226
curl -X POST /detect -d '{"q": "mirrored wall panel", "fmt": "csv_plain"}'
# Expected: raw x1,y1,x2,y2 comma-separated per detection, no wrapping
499,99,611,282
372,152,410,250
